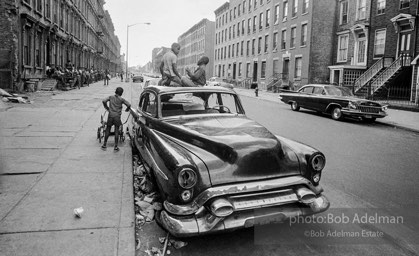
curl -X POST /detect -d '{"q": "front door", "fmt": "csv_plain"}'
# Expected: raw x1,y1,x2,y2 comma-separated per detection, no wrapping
355,33,367,65
398,31,412,56
233,63,236,79
253,62,258,82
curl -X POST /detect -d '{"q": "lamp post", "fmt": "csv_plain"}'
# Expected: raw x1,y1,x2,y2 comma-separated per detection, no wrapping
126,22,151,82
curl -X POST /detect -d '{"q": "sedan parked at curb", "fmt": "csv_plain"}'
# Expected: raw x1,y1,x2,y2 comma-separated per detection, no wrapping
130,85,330,237
278,84,388,122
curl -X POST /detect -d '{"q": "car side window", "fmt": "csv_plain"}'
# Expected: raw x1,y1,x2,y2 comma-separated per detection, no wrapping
141,93,157,117
301,87,314,94
313,87,324,95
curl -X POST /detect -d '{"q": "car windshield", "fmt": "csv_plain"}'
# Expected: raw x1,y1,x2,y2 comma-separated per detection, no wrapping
160,91,242,117
325,86,354,97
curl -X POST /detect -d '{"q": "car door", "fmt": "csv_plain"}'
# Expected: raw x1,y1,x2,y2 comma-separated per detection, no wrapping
311,86,328,112
298,86,314,108
133,91,158,166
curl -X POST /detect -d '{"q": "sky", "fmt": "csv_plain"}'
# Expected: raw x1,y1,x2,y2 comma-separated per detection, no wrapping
104,0,227,67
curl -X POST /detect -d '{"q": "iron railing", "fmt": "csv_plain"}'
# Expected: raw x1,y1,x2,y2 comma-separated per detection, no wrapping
354,57,393,94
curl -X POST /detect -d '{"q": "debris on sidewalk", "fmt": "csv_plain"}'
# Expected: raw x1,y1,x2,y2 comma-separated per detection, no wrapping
73,207,84,218
0,88,32,104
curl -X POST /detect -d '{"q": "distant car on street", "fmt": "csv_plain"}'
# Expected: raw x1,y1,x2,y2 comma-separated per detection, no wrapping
132,75,144,83
206,77,234,89
278,84,388,122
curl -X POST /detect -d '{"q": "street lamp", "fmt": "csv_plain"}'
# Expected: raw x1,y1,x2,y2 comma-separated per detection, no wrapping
126,22,151,82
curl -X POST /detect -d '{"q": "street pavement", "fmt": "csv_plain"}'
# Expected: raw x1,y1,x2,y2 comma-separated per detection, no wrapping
234,87,419,133
0,82,418,256
0,79,135,256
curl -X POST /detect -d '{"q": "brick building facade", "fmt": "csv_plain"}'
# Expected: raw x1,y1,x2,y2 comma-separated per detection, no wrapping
0,0,121,90
177,19,215,78
213,0,336,90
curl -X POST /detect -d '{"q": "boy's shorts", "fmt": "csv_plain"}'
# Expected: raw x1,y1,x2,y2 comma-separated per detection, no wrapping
107,115,122,127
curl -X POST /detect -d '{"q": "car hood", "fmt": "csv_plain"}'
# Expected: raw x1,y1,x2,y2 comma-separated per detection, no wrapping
327,95,383,106
154,115,301,185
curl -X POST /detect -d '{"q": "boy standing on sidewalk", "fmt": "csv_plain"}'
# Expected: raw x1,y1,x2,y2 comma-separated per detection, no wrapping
101,87,131,151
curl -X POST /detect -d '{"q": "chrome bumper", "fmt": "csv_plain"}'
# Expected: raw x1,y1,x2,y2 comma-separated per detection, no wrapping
341,108,387,118
157,177,330,237
158,195,329,237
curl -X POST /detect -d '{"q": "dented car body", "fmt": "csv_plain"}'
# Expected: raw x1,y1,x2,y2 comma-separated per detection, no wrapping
130,86,329,237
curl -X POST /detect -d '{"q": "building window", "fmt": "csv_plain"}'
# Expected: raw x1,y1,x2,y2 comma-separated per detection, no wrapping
301,23,307,46
243,1,246,13
228,45,231,58
357,0,366,20
264,35,269,52
233,25,235,38
238,4,241,16
377,0,385,14
400,0,410,9
374,29,386,57
253,16,257,32
340,1,348,25
295,57,302,79
239,62,242,76
247,40,250,55
337,34,349,62
234,7,237,18
23,29,31,66
292,0,298,17
259,13,263,30
229,27,231,40
273,32,278,50
241,41,244,55
249,0,252,12
36,32,42,67
261,61,266,78
237,22,240,36
290,27,296,48
252,38,256,55
283,1,288,21
246,63,251,77
302,0,309,14
266,9,270,27
242,20,245,34
281,29,287,50
258,37,262,54
36,0,42,12
232,44,234,57
274,5,280,24
45,0,51,18
248,18,251,34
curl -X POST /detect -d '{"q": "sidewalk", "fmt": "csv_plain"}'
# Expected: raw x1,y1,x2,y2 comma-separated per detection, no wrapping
234,87,419,133
0,79,135,256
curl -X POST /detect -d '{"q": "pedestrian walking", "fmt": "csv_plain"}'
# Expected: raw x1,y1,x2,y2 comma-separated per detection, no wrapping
101,87,131,151
104,69,110,85
120,72,123,82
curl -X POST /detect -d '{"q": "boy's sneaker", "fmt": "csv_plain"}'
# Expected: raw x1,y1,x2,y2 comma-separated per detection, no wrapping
114,146,120,152
101,144,107,150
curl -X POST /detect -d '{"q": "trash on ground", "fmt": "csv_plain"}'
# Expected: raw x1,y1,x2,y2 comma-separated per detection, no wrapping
153,202,163,211
136,238,141,250
73,207,84,218
135,200,152,210
136,214,145,226
0,88,12,97
170,239,188,249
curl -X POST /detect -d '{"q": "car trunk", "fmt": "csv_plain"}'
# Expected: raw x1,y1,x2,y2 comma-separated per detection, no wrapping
156,116,301,186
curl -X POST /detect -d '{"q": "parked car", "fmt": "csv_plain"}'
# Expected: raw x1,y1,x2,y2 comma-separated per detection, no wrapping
130,86,329,237
278,84,388,122
206,77,234,89
132,75,144,83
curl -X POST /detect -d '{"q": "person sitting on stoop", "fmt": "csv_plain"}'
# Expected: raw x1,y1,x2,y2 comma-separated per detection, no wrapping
101,87,131,151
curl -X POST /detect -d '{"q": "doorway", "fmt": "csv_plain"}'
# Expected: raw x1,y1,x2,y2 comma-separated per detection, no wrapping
233,63,236,79
252,62,258,82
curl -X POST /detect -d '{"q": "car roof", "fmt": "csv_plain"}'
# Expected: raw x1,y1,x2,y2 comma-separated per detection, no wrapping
144,85,234,94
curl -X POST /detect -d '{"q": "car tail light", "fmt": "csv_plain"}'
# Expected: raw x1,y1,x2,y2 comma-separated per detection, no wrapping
178,168,197,189
181,190,192,202
310,153,325,172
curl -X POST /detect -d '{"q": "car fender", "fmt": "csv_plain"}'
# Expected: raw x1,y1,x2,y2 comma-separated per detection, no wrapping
325,102,344,113
145,128,211,204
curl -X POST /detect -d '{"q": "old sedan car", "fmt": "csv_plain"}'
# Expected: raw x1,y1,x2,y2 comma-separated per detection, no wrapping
279,84,388,122
206,76,234,89
130,86,329,237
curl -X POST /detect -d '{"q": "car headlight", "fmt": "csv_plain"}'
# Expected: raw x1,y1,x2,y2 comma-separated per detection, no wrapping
310,153,326,172
178,168,197,189
347,101,357,109
381,105,388,111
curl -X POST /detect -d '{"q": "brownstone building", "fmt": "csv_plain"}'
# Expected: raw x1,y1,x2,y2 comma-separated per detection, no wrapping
0,0,121,90
213,0,337,90
177,18,215,78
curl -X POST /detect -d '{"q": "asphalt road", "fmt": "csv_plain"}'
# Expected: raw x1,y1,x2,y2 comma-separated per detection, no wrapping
167,94,419,256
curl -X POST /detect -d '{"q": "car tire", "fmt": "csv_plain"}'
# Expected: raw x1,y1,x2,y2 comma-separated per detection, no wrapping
291,101,300,111
362,117,376,123
331,107,343,121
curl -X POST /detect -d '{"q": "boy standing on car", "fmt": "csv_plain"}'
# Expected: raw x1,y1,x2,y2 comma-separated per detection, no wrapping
102,87,131,151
